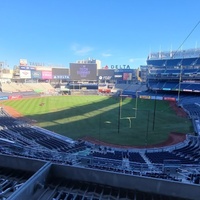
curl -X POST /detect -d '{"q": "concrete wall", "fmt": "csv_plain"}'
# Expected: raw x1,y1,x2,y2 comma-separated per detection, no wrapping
1,155,200,200
0,154,46,172
50,164,200,200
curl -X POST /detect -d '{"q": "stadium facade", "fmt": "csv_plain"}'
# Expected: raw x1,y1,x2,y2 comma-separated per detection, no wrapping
1,58,139,94
144,48,200,93
0,48,200,199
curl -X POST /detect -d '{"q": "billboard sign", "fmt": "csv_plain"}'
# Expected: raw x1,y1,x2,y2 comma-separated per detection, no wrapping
42,71,52,79
53,75,69,79
9,95,22,100
139,95,151,99
0,96,9,100
20,70,31,79
111,65,131,69
70,63,97,80
52,68,69,79
163,97,176,101
114,69,134,80
31,70,42,79
98,76,112,80
123,73,132,80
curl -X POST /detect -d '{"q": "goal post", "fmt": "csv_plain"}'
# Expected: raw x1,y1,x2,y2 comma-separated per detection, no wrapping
119,93,138,128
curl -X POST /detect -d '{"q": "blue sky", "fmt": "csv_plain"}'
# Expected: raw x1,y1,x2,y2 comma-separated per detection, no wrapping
0,0,200,69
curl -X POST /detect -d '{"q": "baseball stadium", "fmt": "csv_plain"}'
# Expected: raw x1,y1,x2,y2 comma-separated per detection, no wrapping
0,48,200,200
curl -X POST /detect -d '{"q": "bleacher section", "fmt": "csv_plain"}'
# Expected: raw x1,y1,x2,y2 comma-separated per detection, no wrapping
1,82,55,94
147,49,200,93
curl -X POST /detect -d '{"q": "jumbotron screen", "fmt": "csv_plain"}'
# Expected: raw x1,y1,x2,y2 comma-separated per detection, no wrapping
70,63,97,80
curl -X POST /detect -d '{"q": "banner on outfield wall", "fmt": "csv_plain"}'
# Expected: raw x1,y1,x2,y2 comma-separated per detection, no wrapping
31,70,42,79
42,71,52,79
139,95,151,99
0,96,9,100
20,70,31,79
9,95,22,100
163,97,176,101
151,96,163,100
163,88,171,91
183,89,192,92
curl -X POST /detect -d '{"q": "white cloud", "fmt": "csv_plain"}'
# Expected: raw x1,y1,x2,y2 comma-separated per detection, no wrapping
71,43,93,56
102,53,112,57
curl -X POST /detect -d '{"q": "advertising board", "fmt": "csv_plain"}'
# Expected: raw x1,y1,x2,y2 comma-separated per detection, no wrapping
52,68,69,79
42,71,52,79
20,70,31,79
31,70,42,79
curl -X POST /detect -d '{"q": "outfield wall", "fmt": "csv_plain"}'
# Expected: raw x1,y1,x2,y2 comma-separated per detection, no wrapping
0,92,41,101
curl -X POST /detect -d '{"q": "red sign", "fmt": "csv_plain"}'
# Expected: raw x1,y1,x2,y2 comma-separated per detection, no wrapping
9,95,22,100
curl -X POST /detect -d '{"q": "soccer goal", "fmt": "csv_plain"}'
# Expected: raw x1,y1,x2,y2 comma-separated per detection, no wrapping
119,94,138,128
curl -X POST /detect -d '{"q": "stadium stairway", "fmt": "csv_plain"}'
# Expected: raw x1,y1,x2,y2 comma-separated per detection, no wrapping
139,152,156,170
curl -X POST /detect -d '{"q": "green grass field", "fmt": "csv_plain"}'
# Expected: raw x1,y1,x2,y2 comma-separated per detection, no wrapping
1,95,193,146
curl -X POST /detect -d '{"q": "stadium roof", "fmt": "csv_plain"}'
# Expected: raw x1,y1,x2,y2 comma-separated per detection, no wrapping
148,48,200,60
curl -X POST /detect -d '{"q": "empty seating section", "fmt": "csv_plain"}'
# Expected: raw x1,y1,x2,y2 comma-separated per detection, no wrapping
91,150,123,160
0,111,87,158
147,55,200,67
31,176,179,200
148,81,200,91
165,59,181,66
147,59,166,66
0,116,17,127
0,129,31,146
91,150,146,164
172,143,200,161
129,152,146,163
1,82,55,93
148,81,179,90
145,151,198,164
163,82,179,89
0,167,33,198
147,51,200,93
182,103,200,118
8,126,86,153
